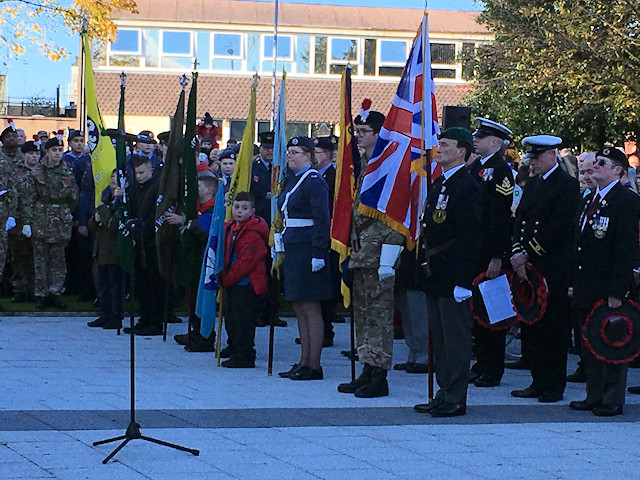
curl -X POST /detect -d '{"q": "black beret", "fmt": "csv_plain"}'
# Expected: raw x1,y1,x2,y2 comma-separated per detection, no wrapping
20,141,39,153
287,136,315,151
44,137,64,150
354,110,385,129
0,126,16,141
68,129,83,141
219,149,237,161
314,136,336,151
596,146,629,170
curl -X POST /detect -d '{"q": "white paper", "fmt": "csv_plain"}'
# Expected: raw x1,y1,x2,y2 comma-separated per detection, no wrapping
478,274,517,324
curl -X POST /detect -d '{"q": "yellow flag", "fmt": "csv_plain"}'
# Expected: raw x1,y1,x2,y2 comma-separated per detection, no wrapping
225,79,258,220
83,34,116,207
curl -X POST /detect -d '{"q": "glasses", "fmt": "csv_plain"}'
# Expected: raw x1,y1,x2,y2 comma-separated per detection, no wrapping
287,149,305,156
593,158,617,167
355,127,374,136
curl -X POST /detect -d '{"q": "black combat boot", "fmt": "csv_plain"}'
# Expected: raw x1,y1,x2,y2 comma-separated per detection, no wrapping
48,295,67,310
337,364,372,394
35,296,50,309
354,367,389,398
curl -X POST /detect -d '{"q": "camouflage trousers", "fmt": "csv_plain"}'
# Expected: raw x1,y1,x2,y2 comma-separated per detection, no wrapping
32,239,68,297
8,234,34,294
351,268,394,370
0,229,7,279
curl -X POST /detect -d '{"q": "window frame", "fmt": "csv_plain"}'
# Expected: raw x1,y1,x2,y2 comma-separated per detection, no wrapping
327,36,360,73
109,28,142,55
376,39,408,77
212,32,244,60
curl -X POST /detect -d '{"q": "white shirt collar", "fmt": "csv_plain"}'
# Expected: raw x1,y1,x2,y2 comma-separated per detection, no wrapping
443,163,466,181
541,162,559,180
595,179,619,199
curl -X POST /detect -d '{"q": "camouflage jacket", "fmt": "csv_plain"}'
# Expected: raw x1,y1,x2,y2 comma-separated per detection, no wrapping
8,162,32,235
23,161,78,242
350,152,404,269
0,151,20,225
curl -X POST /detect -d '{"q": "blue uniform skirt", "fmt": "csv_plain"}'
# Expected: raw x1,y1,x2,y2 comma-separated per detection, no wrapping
283,242,333,303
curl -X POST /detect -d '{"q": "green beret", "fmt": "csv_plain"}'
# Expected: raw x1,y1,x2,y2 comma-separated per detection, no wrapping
440,127,473,148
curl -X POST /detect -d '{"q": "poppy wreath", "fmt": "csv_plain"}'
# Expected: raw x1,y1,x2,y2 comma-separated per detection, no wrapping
510,264,548,325
582,299,640,364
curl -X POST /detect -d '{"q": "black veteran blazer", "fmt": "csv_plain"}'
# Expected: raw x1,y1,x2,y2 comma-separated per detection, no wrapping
418,165,481,297
250,158,272,225
512,165,580,295
573,182,640,309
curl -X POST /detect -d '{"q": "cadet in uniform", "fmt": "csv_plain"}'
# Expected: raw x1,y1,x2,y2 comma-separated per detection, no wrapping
413,128,481,417
468,118,515,387
510,135,580,402
0,127,21,304
23,138,78,310
337,107,404,398
570,147,640,416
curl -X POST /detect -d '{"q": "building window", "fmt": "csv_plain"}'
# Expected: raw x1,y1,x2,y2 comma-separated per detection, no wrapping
262,34,293,73
286,122,310,138
329,38,358,74
432,68,456,79
144,29,160,68
109,28,141,67
431,43,456,64
314,36,327,74
378,39,407,77
212,33,243,71
230,120,247,141
296,35,310,74
461,42,476,80
363,38,376,76
161,30,193,68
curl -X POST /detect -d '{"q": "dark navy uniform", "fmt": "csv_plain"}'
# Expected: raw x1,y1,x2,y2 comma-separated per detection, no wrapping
512,163,580,399
573,174,640,410
469,151,514,384
250,157,272,225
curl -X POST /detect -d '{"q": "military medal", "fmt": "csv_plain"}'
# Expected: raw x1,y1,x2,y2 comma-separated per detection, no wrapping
593,215,609,239
482,168,494,182
433,194,449,223
433,209,447,223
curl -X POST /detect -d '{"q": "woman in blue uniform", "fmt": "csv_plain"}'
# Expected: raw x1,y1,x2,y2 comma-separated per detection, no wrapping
277,136,332,380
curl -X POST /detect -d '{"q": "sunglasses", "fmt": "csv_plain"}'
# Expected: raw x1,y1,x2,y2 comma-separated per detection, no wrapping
593,158,618,167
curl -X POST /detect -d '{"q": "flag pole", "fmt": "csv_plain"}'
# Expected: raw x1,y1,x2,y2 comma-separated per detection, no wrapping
79,19,88,134
270,0,279,129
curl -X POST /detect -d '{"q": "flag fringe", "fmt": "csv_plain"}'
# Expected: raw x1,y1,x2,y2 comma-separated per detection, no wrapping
356,203,416,251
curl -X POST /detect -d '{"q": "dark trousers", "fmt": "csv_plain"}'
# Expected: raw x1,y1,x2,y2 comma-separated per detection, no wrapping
97,263,124,323
65,228,95,298
135,245,166,326
577,307,628,406
223,284,258,362
472,320,506,381
520,293,571,396
426,296,473,405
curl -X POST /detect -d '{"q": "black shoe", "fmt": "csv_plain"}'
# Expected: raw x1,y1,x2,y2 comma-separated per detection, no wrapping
48,295,67,310
474,375,501,387
219,346,233,358
186,334,216,352
323,336,334,348
414,398,443,413
290,366,323,380
593,404,623,417
511,386,539,398
124,324,162,336
10,293,26,303
35,296,50,309
430,402,466,417
569,399,601,411
406,363,429,374
354,367,389,398
87,317,108,328
221,356,255,368
102,320,122,330
338,364,372,394
468,369,482,384
340,349,359,361
332,316,346,323
166,316,183,324
174,333,189,345
567,367,586,383
627,385,640,394
273,318,287,327
505,359,529,370
393,362,412,371
538,392,563,403
278,363,302,378
295,337,301,344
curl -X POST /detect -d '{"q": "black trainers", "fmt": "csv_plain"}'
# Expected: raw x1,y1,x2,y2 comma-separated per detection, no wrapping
87,317,108,328
186,334,216,352
174,333,189,345
221,356,255,368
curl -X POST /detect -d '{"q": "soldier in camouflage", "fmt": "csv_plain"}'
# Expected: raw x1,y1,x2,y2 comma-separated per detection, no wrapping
23,138,78,309
8,141,39,302
337,106,404,399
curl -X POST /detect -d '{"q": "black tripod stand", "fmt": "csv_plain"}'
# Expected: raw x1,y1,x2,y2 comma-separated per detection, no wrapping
93,219,199,463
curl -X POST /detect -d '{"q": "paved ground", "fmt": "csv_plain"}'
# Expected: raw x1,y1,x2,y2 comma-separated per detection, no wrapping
1,315,640,479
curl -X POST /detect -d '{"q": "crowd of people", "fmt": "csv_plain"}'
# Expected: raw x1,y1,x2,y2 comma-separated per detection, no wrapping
2,103,640,418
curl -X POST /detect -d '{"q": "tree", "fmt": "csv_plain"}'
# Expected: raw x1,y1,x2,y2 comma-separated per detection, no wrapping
0,0,137,60
467,0,640,150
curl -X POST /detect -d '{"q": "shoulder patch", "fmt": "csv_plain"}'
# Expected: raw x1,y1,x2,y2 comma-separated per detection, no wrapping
496,177,514,196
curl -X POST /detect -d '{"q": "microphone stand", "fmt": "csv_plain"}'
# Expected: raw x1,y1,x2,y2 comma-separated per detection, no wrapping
93,219,199,463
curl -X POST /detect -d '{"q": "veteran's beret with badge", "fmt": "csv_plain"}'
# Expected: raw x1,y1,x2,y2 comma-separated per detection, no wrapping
596,146,629,170
440,127,474,149
259,131,275,147
20,141,39,154
44,137,64,150
472,118,513,142
314,136,336,152
354,99,385,129
287,136,315,151
219,149,237,161
521,135,562,159
0,126,16,141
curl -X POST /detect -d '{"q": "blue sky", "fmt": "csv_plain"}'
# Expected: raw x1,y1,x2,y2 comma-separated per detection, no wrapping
3,0,480,101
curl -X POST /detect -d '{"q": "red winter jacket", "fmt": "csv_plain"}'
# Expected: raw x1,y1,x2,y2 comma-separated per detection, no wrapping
219,216,269,296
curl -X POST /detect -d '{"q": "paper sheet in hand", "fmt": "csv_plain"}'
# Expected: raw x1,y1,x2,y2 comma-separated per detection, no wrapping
478,274,516,324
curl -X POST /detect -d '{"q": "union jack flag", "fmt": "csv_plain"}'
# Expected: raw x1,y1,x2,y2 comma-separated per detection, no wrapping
357,15,440,248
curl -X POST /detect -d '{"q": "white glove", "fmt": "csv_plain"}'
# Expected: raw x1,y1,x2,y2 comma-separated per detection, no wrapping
311,258,325,272
378,244,404,281
5,216,16,231
453,286,472,303
22,225,32,238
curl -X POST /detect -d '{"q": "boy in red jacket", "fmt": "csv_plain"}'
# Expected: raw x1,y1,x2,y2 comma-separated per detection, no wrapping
219,192,269,368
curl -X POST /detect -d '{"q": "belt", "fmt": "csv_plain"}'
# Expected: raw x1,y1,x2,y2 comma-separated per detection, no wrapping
285,218,314,228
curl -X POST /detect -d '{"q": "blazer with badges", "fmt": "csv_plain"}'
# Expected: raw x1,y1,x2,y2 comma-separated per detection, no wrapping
573,182,640,309
512,165,580,294
418,166,481,297
277,168,330,259
250,158,272,225
469,152,514,268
